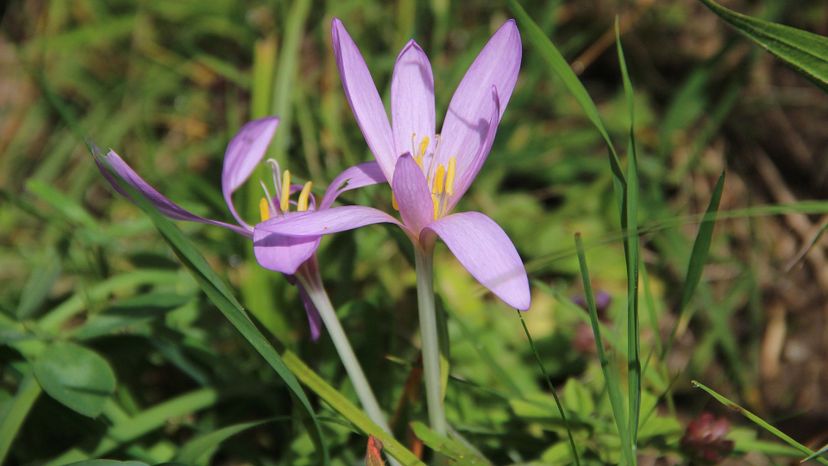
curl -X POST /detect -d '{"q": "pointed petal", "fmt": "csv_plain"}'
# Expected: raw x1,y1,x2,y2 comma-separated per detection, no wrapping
297,284,323,341
252,226,320,275
97,151,250,237
446,87,500,210
331,18,395,180
424,211,530,310
391,40,435,161
436,19,520,182
257,205,401,237
221,117,279,229
392,153,433,234
320,161,387,210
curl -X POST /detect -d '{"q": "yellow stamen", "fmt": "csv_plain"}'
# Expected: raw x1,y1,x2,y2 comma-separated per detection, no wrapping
280,170,291,212
446,157,456,195
433,163,446,194
297,181,313,212
431,194,439,219
391,192,399,211
414,136,429,168
259,197,271,221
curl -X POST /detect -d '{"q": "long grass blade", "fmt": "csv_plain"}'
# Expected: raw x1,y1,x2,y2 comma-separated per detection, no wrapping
516,311,581,466
92,146,329,465
692,381,828,466
0,369,42,465
574,233,634,466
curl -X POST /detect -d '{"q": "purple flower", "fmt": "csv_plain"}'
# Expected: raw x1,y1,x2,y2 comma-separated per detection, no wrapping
256,19,530,310
95,116,386,338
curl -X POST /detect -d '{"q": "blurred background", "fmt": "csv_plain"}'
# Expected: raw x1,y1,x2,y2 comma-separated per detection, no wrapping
1,0,827,464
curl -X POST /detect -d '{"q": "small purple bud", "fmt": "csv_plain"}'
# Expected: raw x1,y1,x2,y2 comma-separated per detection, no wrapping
681,412,734,464
572,290,612,321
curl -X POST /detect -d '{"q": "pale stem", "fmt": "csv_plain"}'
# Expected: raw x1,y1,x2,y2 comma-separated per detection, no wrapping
413,240,448,435
296,263,391,435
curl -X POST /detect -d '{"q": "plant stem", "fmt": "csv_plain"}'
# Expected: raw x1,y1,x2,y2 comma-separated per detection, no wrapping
296,263,391,435
413,241,448,435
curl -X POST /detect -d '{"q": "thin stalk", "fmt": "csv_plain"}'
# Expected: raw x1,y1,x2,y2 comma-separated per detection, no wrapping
296,265,391,435
413,241,448,435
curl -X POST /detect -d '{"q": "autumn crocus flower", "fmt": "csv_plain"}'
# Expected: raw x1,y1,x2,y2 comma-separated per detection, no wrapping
95,116,385,339
257,19,530,310
95,116,395,435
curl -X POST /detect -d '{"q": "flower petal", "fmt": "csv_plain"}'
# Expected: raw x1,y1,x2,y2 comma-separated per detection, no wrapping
297,284,323,341
221,117,279,229
391,40,435,162
319,161,387,210
331,18,395,181
392,153,433,234
257,205,401,237
446,87,500,210
252,226,320,275
97,150,250,237
424,211,530,310
436,19,520,182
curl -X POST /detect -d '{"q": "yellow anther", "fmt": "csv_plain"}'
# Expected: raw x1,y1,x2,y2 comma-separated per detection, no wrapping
259,197,271,221
280,170,291,212
391,192,399,211
433,164,446,194
414,136,429,168
297,181,313,212
431,194,440,219
445,157,456,196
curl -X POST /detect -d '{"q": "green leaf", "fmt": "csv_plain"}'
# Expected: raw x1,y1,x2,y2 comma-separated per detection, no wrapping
281,351,424,466
71,293,191,340
176,419,271,465
409,421,489,465
33,342,116,417
15,249,62,319
698,0,828,91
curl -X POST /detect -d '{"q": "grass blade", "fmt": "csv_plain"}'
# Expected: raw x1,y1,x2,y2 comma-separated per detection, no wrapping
516,311,581,466
282,351,424,466
691,381,828,466
506,0,626,189
0,368,42,465
698,0,828,92
574,233,634,466
92,146,329,465
616,19,641,452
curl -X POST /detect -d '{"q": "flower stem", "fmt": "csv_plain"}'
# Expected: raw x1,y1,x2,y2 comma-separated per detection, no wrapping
297,266,391,435
413,241,448,435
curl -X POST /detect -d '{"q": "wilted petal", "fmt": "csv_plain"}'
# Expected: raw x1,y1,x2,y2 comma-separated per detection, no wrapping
297,284,323,341
446,87,500,210
221,117,279,229
391,40,435,162
320,161,387,210
97,151,250,237
331,18,395,180
436,20,520,178
257,205,401,237
392,154,433,234
252,226,321,275
424,211,530,310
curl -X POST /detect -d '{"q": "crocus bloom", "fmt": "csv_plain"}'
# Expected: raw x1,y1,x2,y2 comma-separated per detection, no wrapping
95,116,385,338
256,19,530,310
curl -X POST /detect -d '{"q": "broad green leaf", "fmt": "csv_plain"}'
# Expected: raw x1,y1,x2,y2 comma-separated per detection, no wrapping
33,342,116,417
176,419,271,465
71,293,191,340
699,0,828,91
